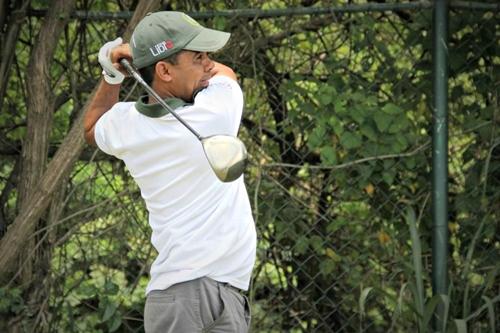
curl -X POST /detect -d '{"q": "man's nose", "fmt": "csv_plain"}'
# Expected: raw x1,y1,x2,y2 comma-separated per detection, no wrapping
202,53,214,71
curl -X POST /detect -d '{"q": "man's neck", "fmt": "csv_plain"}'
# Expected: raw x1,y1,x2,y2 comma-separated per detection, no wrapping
149,81,175,104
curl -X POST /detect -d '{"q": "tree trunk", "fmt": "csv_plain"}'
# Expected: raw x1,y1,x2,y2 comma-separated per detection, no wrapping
16,0,76,290
26,182,67,332
0,0,161,284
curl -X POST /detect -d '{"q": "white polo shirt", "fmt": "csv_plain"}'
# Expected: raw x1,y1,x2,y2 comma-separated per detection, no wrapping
94,76,256,294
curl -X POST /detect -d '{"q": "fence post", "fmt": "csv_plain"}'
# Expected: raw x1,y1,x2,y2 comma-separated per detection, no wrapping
432,0,449,330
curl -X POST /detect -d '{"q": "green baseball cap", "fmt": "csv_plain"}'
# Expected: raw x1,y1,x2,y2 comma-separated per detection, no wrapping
130,11,230,69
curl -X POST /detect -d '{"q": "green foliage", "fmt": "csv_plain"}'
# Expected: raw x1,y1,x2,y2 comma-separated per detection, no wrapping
0,287,24,315
0,1,498,332
357,208,499,332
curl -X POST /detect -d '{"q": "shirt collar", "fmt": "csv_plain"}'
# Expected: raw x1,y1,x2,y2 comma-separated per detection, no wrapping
135,95,191,118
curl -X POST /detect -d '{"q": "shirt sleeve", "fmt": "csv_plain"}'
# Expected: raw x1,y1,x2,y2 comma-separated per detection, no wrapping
94,102,130,157
193,76,244,137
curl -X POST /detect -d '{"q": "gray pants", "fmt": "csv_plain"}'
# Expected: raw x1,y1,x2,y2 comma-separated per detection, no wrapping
144,277,251,333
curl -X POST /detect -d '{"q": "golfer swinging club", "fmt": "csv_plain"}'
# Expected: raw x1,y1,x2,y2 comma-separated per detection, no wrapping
83,11,256,333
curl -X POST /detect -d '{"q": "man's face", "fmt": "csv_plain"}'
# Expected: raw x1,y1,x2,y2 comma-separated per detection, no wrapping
167,51,214,102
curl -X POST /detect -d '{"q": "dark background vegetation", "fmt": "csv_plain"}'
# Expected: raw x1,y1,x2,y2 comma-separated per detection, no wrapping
0,0,498,332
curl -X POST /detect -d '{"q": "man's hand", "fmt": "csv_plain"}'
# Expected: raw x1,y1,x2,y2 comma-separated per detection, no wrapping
98,38,131,85
85,38,131,146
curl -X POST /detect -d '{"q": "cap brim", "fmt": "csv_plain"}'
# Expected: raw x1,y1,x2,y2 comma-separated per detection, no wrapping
183,28,230,53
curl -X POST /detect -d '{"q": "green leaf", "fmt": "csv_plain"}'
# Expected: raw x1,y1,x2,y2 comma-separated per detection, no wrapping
310,235,323,254
340,132,362,149
479,123,494,141
301,101,315,115
320,146,337,165
481,296,495,331
319,259,336,276
327,219,349,233
325,248,341,262
350,91,364,102
364,142,380,156
423,294,449,331
351,107,366,124
102,301,117,322
318,85,335,105
382,103,402,115
382,171,395,185
374,112,392,132
274,221,289,241
391,138,404,153
308,125,327,148
359,287,374,317
388,115,410,134
108,314,122,332
329,116,344,135
295,236,309,255
396,135,409,150
404,157,417,169
334,98,346,114
104,281,119,295
391,283,408,327
80,283,97,297
483,265,499,291
360,123,377,141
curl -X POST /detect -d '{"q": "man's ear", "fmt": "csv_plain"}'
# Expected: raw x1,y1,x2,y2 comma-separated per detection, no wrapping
155,61,173,82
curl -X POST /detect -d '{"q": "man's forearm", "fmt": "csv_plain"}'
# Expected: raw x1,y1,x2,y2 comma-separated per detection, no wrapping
83,80,121,146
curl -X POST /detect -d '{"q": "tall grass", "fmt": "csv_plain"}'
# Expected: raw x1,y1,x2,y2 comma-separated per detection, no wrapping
359,207,499,332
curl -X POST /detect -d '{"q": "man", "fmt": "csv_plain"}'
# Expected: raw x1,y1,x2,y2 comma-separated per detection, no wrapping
83,11,256,333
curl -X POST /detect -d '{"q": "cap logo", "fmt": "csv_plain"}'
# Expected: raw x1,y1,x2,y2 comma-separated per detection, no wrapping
150,39,175,57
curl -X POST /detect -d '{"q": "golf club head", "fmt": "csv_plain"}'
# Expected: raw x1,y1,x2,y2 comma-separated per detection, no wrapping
201,135,248,182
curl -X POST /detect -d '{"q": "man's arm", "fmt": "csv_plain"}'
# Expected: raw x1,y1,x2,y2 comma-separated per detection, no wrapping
83,81,121,146
84,42,131,146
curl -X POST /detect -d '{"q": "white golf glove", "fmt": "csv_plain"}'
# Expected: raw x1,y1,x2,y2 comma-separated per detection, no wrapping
98,37,125,85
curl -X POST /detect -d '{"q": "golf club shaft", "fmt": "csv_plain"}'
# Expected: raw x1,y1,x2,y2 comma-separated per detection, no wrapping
120,58,203,141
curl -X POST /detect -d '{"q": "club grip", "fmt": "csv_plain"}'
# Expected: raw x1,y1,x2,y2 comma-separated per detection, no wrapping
119,58,145,84
119,58,134,74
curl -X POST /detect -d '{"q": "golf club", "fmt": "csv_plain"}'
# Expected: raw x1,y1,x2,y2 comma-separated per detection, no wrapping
119,58,247,183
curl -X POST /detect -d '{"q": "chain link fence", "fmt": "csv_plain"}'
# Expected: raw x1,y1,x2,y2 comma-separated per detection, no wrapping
4,2,497,332
240,6,434,332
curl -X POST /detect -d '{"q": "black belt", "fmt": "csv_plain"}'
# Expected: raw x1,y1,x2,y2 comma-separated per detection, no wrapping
221,282,245,295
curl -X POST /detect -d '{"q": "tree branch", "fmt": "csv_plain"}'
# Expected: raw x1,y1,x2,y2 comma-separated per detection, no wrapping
262,141,430,170
0,0,30,114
